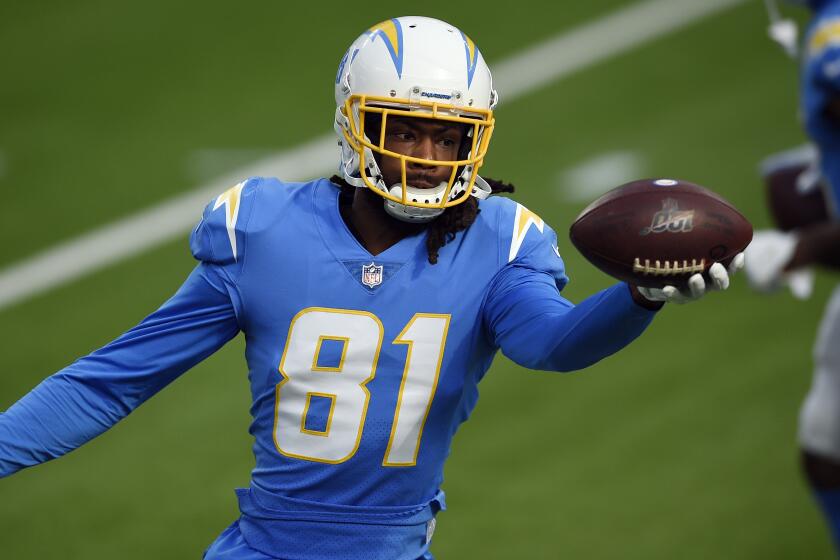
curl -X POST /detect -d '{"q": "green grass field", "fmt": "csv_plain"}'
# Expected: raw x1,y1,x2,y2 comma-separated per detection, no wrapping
0,0,834,558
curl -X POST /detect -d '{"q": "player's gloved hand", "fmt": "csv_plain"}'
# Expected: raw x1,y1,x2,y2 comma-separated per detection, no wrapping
744,229,814,299
635,254,745,305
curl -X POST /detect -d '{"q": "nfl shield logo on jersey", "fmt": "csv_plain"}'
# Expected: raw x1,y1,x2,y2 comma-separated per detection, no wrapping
361,262,383,288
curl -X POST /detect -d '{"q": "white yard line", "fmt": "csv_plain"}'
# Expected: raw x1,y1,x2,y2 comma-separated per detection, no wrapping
0,0,748,311
555,150,646,203
492,0,747,100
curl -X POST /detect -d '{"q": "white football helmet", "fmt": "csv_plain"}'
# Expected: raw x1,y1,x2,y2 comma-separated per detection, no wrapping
334,16,498,222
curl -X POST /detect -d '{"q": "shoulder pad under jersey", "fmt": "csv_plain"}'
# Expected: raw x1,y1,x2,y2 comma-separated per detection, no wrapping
190,177,262,269
482,196,569,290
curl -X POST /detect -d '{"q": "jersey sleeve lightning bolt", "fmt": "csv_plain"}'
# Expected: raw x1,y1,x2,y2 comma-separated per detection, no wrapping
0,177,658,560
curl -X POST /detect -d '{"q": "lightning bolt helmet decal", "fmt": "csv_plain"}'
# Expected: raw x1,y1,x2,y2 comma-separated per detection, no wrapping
366,19,405,78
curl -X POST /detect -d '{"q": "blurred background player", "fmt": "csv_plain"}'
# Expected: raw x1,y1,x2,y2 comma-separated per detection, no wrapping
0,15,741,560
751,0,840,551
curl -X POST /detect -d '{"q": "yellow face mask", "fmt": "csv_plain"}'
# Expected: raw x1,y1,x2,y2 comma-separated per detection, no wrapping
339,93,495,210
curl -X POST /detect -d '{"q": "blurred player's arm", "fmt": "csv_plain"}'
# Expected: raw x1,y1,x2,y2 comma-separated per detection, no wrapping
786,221,840,270
0,263,240,477
748,34,840,292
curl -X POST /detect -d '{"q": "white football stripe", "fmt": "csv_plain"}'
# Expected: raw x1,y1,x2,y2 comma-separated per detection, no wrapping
0,0,748,312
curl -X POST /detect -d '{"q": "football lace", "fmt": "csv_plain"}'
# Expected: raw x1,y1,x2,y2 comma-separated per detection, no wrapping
632,258,706,276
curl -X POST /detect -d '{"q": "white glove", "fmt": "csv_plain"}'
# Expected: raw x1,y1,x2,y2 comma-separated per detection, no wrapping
637,254,744,304
744,229,814,300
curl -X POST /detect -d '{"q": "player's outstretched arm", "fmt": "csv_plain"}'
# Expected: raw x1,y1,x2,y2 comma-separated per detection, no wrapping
783,222,840,270
0,263,240,477
484,264,658,373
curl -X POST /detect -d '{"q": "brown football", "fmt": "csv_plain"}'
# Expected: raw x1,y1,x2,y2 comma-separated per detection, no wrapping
569,178,753,289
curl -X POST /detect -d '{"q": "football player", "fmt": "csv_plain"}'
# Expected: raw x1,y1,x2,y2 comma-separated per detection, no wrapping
752,0,840,552
0,17,739,559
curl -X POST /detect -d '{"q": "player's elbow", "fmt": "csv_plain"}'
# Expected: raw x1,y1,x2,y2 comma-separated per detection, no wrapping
502,345,600,373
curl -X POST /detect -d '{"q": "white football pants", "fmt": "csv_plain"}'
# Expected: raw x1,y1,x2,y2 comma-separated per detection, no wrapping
799,285,840,460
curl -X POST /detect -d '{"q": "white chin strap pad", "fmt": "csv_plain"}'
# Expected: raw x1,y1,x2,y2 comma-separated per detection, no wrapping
381,175,493,223
384,183,446,223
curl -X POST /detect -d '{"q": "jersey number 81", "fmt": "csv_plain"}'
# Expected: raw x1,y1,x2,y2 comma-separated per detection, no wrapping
274,307,449,466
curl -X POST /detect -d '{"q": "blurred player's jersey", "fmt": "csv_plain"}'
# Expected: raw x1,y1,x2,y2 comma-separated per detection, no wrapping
802,0,840,217
0,177,656,560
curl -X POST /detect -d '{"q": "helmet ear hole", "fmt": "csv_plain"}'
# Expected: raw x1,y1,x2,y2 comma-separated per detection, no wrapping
363,113,383,147
457,130,472,161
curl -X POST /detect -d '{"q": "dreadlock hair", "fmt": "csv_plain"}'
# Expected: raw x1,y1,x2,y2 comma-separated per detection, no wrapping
329,175,515,265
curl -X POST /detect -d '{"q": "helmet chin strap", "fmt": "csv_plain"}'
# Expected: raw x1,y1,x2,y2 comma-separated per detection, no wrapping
383,182,448,223
381,175,493,223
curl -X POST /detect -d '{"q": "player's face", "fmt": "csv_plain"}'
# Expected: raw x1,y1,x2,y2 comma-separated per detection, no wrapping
378,117,465,189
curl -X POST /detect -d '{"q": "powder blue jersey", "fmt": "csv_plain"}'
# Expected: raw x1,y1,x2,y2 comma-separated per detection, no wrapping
802,0,840,217
0,177,657,559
